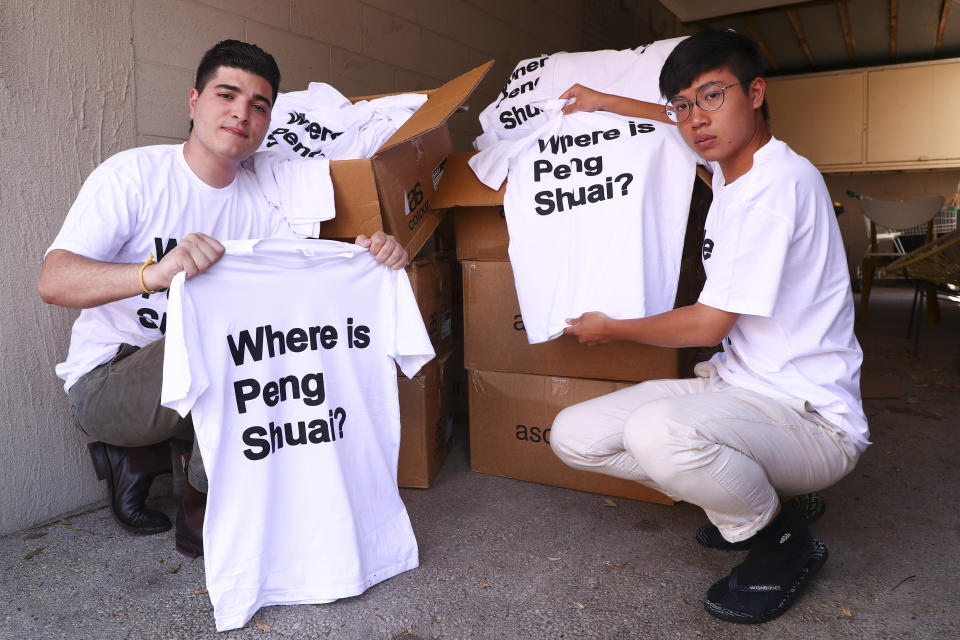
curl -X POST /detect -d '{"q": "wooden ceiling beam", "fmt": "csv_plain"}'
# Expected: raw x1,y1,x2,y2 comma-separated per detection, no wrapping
935,0,952,54
741,17,779,71
890,0,898,59
837,0,855,63
787,9,815,67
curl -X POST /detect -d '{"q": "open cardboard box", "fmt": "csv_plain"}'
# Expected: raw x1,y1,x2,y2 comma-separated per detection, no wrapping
318,62,493,257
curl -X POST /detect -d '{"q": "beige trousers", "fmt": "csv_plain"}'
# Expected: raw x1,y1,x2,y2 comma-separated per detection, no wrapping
550,363,860,542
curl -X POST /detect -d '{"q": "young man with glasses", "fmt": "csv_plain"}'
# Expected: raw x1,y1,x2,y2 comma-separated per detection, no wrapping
552,30,867,624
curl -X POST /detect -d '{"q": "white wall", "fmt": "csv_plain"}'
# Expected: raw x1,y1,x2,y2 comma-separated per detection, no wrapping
1,0,594,535
131,0,586,151
0,0,137,534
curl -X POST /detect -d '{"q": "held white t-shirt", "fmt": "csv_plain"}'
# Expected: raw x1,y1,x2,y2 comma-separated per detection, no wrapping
161,238,434,632
471,106,699,343
46,144,296,391
474,37,687,150
699,137,869,450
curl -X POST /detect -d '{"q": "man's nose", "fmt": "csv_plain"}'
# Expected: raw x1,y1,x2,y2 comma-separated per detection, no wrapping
232,101,249,121
688,103,710,128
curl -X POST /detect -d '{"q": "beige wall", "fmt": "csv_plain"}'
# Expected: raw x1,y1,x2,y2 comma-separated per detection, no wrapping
132,0,585,151
1,0,595,535
1,0,137,534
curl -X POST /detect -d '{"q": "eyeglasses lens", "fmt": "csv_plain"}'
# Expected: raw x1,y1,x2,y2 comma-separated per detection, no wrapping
698,84,726,110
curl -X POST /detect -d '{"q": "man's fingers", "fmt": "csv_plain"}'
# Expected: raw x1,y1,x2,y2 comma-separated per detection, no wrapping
354,233,371,248
385,244,408,269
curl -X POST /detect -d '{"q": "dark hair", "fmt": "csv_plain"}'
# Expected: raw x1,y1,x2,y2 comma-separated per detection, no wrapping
659,29,769,122
194,39,281,104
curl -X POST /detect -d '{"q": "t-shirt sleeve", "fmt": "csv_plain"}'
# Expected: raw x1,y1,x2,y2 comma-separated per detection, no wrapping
161,272,210,416
697,201,792,317
390,269,435,378
46,161,142,261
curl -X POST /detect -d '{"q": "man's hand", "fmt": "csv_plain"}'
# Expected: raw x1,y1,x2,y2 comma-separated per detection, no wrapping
38,232,226,309
141,232,225,292
564,311,614,346
559,84,612,115
356,231,408,269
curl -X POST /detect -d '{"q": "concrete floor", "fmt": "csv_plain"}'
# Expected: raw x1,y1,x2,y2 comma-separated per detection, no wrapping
2,286,958,639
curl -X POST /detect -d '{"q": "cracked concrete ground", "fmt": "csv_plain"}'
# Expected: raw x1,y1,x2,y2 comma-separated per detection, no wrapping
2,286,958,639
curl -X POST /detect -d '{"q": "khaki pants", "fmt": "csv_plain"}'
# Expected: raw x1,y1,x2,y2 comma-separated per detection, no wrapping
68,340,208,492
550,363,860,542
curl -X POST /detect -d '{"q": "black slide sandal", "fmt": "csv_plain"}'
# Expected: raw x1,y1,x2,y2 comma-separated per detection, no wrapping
704,537,828,624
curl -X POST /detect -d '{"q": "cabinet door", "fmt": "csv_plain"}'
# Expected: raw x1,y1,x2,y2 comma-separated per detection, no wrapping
867,62,960,163
766,73,865,167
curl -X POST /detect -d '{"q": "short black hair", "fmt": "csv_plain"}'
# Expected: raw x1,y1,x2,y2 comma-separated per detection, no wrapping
194,39,281,104
659,29,769,122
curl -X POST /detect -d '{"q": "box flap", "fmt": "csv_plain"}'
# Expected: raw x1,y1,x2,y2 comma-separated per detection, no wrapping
432,152,504,208
321,159,383,239
378,60,494,152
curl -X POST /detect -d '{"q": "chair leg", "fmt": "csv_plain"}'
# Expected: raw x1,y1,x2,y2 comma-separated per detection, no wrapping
860,264,875,324
925,289,941,327
907,285,920,338
912,288,924,356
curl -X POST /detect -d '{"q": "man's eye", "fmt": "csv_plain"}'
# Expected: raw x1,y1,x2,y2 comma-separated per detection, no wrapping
675,102,689,112
703,90,722,101
218,93,233,100
253,104,266,113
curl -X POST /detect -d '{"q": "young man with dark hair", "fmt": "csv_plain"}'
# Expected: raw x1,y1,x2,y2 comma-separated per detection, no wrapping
553,30,867,623
38,40,408,556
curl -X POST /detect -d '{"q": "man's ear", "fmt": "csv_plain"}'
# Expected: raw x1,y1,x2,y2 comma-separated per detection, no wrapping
750,77,766,110
188,87,200,120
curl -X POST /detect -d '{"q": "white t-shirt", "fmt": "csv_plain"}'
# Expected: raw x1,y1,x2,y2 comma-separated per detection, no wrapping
161,238,434,632
473,37,687,151
700,137,869,450
258,82,428,161
470,105,699,343
47,144,297,391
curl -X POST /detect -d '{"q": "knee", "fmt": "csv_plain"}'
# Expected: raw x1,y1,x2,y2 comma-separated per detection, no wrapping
549,402,591,464
623,401,700,481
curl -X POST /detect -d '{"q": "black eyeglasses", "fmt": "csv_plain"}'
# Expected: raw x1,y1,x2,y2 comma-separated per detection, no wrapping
663,81,748,124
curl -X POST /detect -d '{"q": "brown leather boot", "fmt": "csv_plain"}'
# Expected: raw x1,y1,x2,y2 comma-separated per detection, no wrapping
175,452,206,557
88,441,172,535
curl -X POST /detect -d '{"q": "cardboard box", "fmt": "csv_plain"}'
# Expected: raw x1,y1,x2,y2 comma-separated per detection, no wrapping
397,351,454,488
453,205,509,261
467,369,672,504
463,259,689,382
319,63,492,258
406,253,455,355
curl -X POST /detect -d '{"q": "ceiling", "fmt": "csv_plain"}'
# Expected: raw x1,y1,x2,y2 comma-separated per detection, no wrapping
655,0,960,76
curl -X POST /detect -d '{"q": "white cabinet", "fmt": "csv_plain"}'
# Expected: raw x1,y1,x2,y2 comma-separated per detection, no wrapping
766,72,865,168
765,58,960,172
867,62,960,166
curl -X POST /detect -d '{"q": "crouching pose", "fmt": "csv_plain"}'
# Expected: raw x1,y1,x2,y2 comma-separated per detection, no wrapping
552,29,868,624
38,40,408,556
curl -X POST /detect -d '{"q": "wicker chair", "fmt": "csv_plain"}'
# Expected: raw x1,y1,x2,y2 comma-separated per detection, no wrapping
850,191,945,323
886,228,960,354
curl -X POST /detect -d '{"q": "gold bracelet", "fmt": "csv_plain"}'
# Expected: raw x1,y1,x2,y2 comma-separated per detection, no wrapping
139,253,157,295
